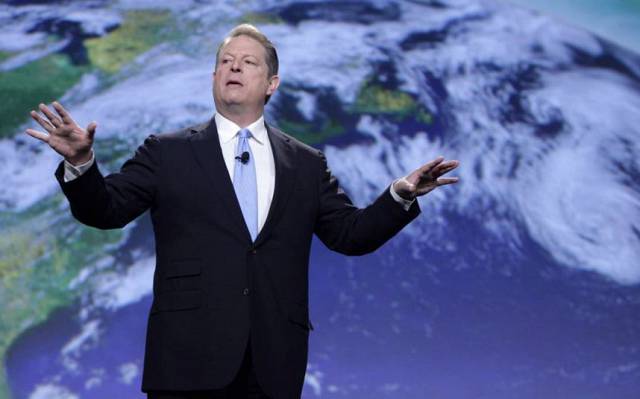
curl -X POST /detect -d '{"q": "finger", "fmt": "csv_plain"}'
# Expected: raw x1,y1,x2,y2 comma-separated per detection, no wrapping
436,177,459,186
86,121,97,140
30,110,55,133
38,103,62,128
53,101,75,125
418,156,445,175
25,128,50,143
431,160,459,177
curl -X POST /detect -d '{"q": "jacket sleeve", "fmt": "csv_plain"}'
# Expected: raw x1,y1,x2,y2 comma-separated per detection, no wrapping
313,151,421,256
54,135,161,229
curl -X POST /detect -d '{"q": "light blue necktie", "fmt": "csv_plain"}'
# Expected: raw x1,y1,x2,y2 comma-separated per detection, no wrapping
232,128,258,241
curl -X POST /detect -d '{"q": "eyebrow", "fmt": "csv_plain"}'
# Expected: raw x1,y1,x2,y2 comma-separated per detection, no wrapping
222,52,259,60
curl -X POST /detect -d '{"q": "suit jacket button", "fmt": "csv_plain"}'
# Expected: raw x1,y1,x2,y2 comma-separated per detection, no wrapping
243,288,250,296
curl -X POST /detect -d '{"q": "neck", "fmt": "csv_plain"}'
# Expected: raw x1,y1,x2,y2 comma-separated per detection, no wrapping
217,105,263,128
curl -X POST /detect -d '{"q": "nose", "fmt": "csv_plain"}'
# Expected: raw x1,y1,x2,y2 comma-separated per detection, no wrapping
231,59,242,72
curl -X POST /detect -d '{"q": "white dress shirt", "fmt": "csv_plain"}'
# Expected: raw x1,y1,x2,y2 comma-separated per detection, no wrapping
63,115,413,227
215,113,275,232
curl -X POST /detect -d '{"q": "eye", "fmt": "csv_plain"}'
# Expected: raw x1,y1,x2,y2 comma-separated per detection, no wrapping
245,59,257,65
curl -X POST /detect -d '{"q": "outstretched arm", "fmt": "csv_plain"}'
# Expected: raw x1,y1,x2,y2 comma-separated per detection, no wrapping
25,101,159,229
314,155,459,256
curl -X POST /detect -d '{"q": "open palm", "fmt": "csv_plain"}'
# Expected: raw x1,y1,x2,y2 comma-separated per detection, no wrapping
393,156,459,200
25,101,96,165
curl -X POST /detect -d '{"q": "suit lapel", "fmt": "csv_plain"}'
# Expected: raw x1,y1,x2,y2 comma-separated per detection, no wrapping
189,119,252,243
254,124,297,246
188,119,298,246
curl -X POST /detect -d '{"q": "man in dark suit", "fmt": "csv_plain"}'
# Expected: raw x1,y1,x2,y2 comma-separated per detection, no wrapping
26,24,458,399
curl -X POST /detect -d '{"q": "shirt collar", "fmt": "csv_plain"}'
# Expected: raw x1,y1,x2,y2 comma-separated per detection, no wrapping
214,113,267,145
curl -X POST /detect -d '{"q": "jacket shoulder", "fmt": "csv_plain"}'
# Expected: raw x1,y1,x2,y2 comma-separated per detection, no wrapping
268,124,324,160
154,122,205,142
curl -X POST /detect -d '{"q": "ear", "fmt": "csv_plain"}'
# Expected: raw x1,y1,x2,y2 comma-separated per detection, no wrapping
266,75,280,96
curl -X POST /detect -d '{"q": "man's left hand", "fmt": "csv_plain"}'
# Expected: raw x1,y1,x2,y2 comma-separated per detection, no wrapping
393,156,460,200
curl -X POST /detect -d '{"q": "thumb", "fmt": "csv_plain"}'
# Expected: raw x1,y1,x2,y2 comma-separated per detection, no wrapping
86,121,97,140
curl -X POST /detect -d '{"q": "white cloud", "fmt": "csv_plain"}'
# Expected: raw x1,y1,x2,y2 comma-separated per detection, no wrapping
29,384,79,399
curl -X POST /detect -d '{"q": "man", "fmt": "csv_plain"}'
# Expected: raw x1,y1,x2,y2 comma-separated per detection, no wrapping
26,24,459,399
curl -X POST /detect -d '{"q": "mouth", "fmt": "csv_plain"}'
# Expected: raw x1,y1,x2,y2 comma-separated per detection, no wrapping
226,80,243,87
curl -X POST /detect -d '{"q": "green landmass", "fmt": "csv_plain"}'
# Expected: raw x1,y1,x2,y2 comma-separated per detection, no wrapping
0,8,178,138
277,117,344,144
95,136,142,169
239,12,284,25
0,53,88,139
417,108,433,124
0,194,123,399
85,9,175,74
0,9,180,398
0,52,12,63
352,80,433,124
0,371,8,399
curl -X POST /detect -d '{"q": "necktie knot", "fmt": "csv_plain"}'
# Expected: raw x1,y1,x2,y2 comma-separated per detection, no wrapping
238,128,252,140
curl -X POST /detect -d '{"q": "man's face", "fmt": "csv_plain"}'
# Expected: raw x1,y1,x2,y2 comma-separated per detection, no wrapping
213,35,279,114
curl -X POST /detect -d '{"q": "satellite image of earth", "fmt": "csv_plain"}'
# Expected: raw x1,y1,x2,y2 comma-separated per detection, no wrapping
0,0,639,398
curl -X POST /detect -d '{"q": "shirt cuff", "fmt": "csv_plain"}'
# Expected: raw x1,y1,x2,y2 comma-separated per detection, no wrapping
63,151,95,183
389,180,415,211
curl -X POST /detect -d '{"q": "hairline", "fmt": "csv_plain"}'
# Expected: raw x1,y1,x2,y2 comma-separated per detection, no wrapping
215,32,278,78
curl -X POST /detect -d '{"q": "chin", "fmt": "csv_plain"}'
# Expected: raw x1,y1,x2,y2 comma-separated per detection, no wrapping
224,98,246,108
216,92,241,105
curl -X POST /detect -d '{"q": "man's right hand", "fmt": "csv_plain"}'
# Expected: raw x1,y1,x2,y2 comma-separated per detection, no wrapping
25,101,96,166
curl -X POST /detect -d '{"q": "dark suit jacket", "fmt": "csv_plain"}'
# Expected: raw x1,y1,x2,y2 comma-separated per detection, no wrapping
55,119,420,398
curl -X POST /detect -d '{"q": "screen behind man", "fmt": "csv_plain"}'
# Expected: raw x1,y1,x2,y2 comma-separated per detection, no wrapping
25,24,459,399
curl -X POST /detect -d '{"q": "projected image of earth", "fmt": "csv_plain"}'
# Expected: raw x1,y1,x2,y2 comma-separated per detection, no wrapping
1,0,639,398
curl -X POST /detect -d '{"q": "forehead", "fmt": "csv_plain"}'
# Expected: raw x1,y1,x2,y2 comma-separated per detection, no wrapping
220,35,266,60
